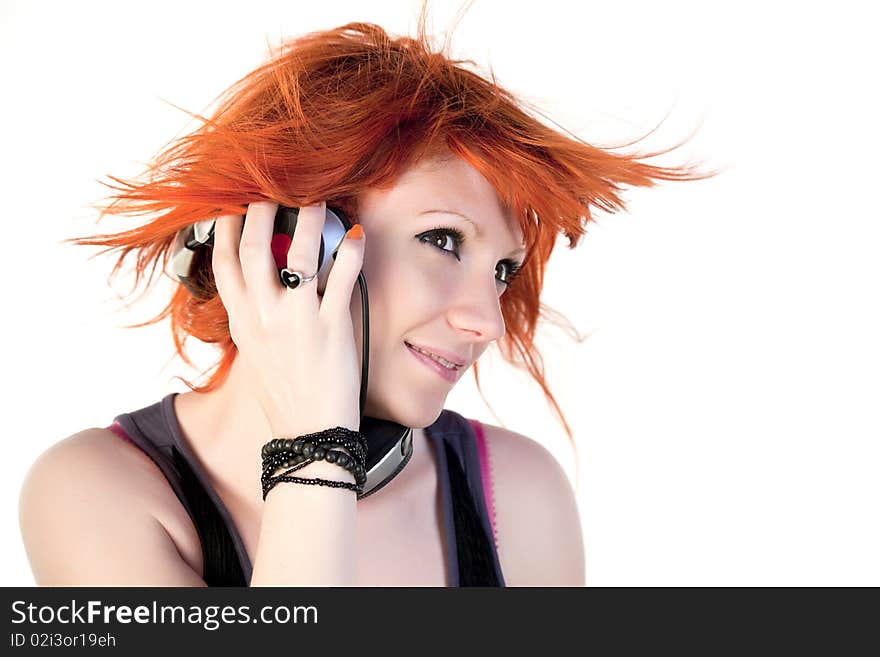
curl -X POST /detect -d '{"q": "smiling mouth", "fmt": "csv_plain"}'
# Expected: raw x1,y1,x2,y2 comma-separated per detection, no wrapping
405,342,462,370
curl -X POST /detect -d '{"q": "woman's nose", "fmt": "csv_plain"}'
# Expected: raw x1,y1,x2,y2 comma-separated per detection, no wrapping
445,279,507,343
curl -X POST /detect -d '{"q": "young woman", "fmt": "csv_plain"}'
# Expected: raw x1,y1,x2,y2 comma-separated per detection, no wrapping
18,11,712,586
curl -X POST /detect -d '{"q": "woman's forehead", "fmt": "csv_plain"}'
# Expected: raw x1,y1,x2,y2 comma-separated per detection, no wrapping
361,156,523,244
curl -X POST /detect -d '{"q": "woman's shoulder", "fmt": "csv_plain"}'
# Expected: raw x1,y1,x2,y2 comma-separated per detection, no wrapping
20,427,204,577
474,422,556,468
26,426,173,501
474,422,586,586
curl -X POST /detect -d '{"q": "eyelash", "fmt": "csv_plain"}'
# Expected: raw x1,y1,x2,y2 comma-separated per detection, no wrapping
417,226,524,287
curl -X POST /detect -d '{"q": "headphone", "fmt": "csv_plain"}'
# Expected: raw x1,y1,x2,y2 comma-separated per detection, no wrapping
170,205,414,499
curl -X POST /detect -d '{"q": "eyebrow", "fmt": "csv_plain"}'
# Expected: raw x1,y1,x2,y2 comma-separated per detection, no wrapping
418,209,527,260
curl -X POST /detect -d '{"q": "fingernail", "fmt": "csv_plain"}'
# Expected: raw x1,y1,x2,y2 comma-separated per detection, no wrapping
346,224,363,240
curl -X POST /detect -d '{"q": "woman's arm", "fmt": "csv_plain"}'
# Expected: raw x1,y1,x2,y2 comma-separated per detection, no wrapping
209,203,366,587
250,448,357,586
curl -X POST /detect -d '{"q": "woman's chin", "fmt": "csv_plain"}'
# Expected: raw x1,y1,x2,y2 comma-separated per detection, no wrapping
363,397,444,429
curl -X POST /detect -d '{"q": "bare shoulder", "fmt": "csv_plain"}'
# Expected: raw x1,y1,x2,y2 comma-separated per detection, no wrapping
18,427,204,585
476,422,585,587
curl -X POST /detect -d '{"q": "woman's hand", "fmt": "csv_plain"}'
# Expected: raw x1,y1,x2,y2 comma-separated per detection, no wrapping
211,200,365,438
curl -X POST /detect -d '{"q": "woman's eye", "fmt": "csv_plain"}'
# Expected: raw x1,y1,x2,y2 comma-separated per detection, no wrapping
420,229,461,257
418,227,521,287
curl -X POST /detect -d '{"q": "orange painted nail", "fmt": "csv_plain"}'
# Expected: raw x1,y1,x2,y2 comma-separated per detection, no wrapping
346,224,364,240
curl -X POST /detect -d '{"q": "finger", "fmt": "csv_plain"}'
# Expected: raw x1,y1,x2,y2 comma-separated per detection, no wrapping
211,213,246,312
318,223,365,321
238,201,279,312
281,201,325,318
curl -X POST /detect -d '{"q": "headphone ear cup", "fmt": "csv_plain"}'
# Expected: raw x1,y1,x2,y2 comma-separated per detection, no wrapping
172,206,353,297
188,243,217,299
171,218,219,297
316,206,351,295
171,225,200,296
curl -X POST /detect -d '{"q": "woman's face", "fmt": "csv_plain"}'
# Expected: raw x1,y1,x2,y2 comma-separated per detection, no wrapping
350,155,526,428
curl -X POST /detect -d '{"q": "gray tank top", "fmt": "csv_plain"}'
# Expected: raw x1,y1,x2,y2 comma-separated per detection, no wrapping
107,393,505,586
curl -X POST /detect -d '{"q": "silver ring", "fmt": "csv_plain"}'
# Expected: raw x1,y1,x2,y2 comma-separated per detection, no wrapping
279,268,318,290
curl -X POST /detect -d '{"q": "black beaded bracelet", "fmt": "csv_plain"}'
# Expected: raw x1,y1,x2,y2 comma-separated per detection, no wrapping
263,446,363,471
260,427,367,500
263,438,366,474
262,436,366,467
262,448,366,488
264,474,359,497
263,438,366,460
262,444,365,482
262,455,364,499
261,427,367,459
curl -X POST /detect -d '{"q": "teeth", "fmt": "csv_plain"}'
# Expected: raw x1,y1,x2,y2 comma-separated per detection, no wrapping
410,344,459,369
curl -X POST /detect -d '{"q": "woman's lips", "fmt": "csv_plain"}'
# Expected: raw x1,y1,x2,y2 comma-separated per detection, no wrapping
406,342,462,383
404,341,466,367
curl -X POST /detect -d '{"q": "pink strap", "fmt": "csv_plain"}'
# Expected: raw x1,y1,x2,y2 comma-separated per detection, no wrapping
106,422,134,445
469,419,500,551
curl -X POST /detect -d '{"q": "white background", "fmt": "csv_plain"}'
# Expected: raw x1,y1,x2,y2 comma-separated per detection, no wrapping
1,0,877,586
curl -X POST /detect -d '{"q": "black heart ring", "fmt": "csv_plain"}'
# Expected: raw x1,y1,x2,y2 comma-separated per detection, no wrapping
279,268,319,289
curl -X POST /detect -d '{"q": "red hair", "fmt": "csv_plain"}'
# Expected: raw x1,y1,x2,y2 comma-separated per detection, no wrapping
67,4,717,465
